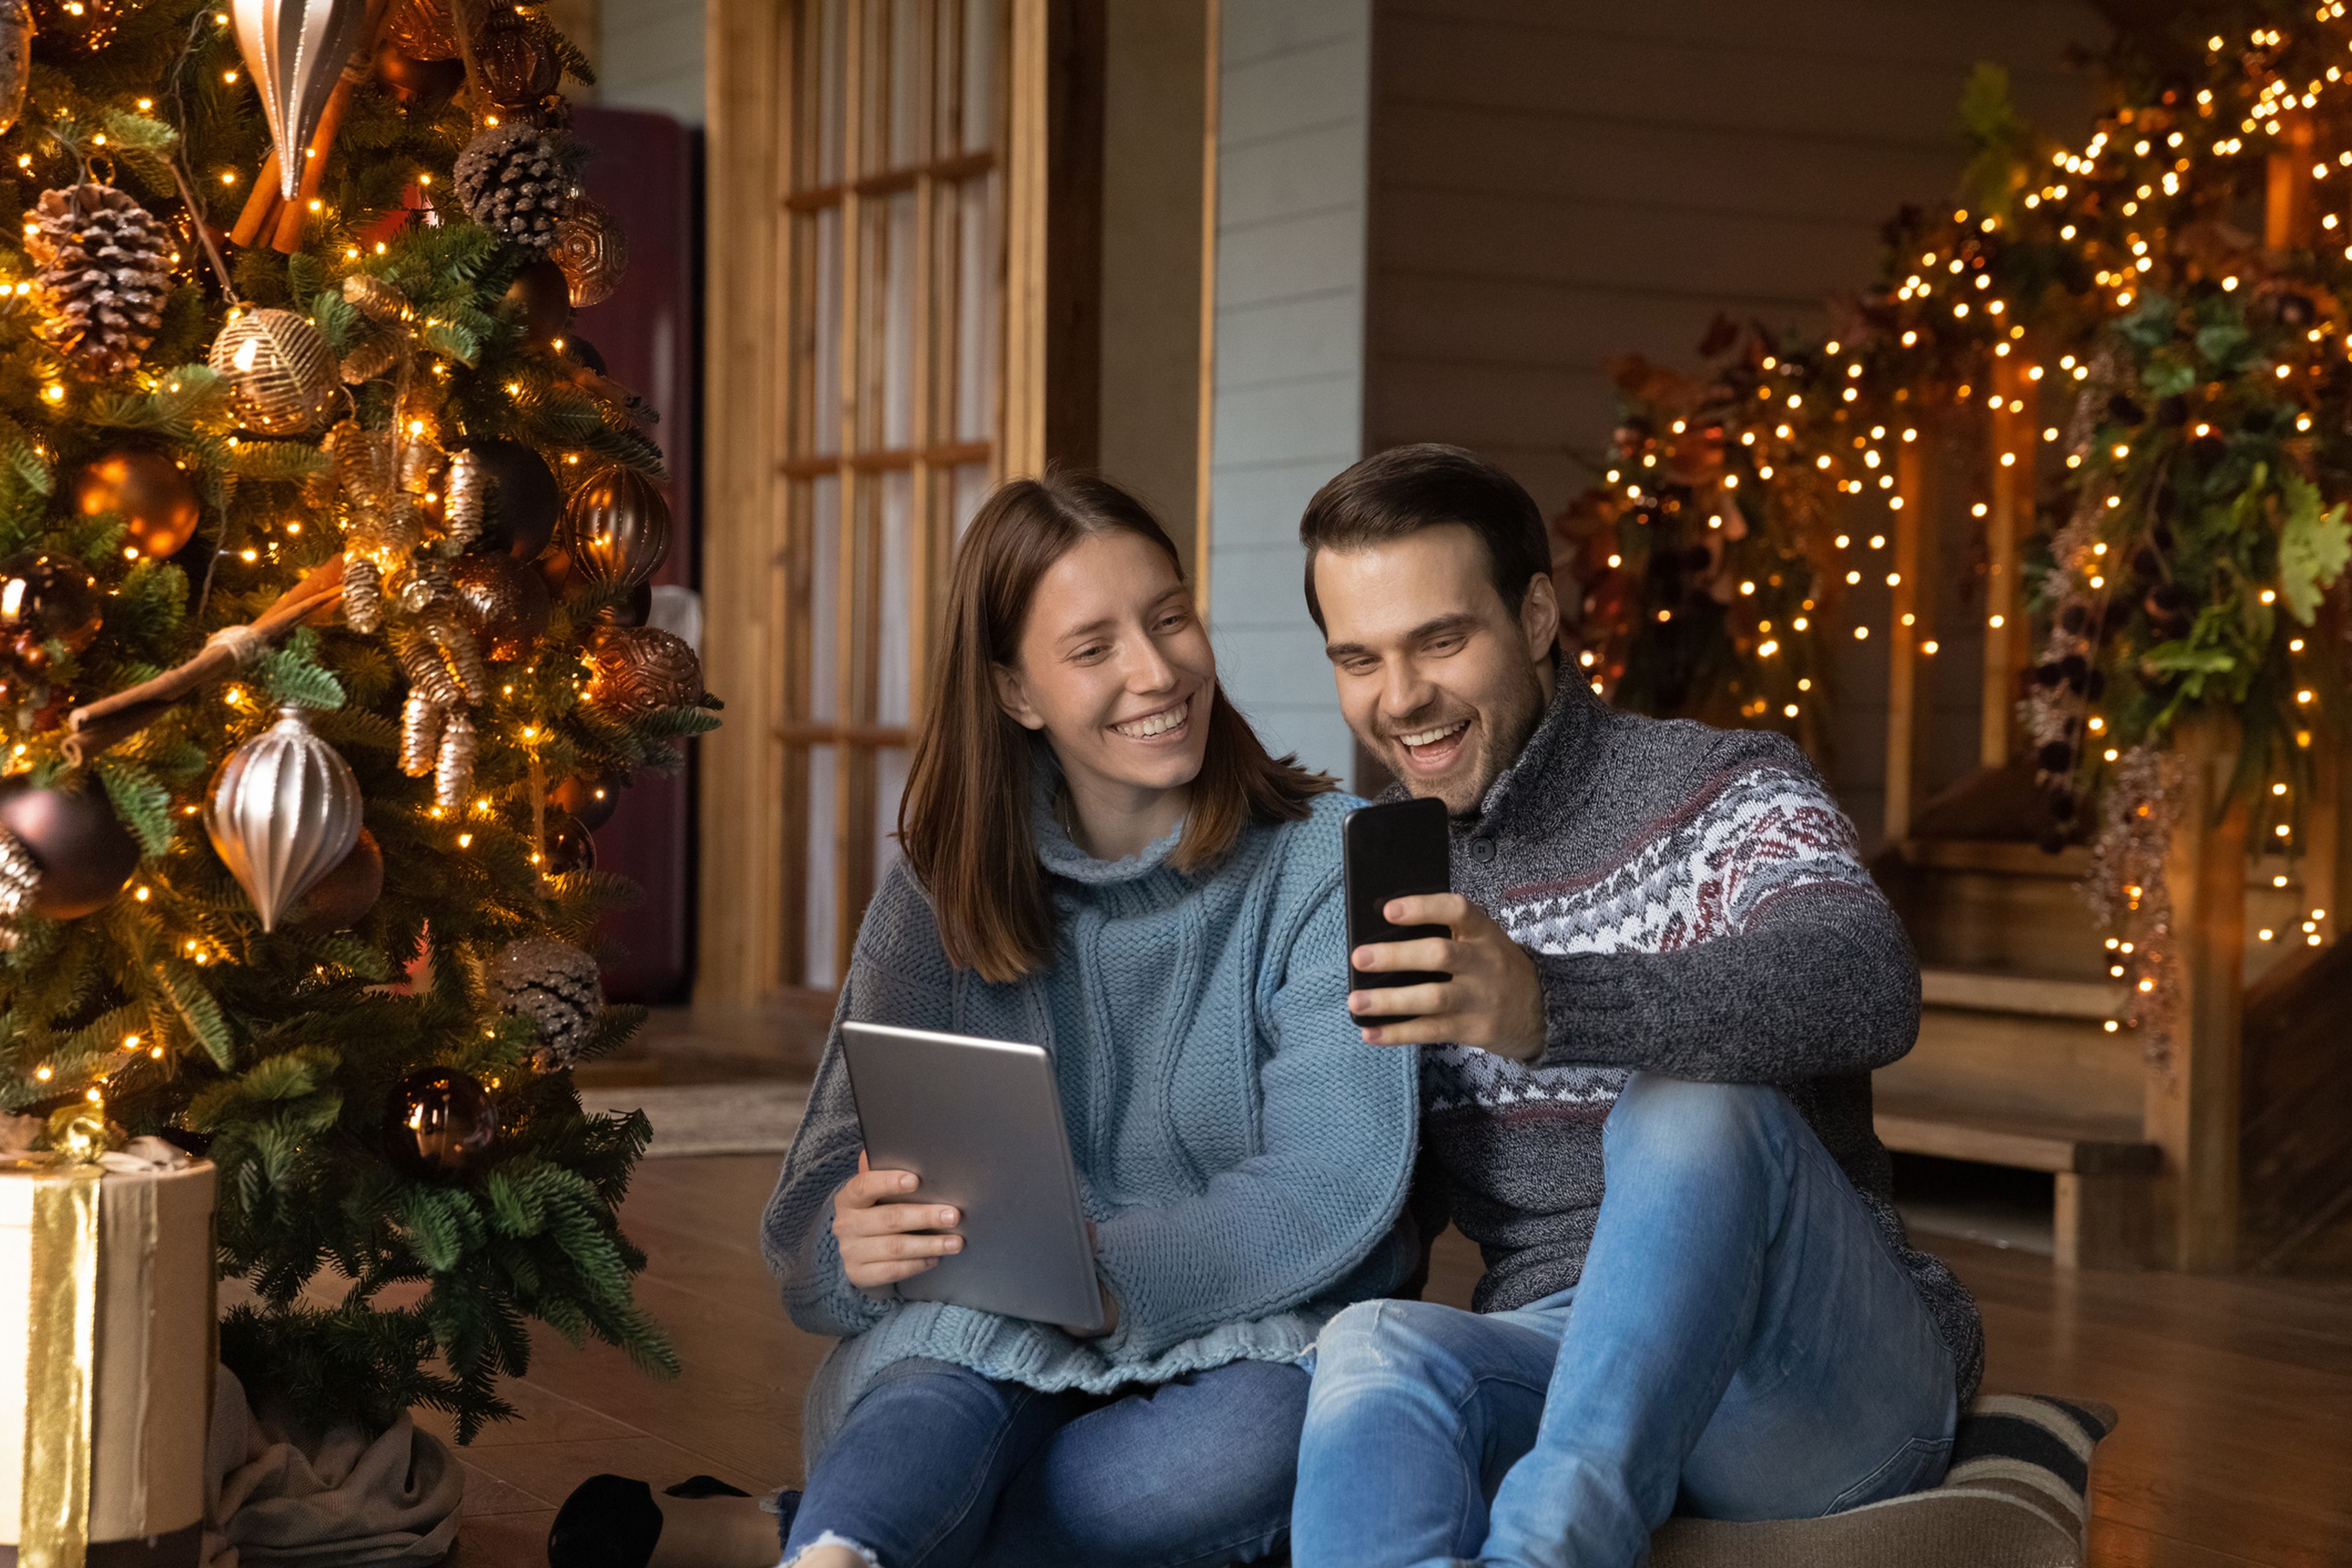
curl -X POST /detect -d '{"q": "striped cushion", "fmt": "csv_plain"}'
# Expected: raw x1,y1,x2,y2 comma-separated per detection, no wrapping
1649,1394,2117,1568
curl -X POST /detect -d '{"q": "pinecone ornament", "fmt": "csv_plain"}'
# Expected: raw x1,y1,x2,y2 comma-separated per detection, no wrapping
25,184,173,375
489,936,603,1070
452,124,575,252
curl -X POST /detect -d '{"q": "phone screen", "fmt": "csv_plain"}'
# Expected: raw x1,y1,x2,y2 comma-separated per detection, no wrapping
1343,797,1452,993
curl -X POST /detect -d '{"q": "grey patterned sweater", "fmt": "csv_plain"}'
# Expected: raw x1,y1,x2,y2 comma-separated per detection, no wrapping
1399,670,1985,1404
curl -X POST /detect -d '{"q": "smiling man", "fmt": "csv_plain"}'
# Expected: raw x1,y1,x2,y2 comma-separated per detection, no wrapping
1286,445,1984,1568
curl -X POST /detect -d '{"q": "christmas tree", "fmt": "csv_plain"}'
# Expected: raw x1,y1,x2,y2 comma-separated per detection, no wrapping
0,0,712,1439
1559,7,2352,1061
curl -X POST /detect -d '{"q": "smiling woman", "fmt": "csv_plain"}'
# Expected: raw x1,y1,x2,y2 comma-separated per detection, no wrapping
899,472,1329,981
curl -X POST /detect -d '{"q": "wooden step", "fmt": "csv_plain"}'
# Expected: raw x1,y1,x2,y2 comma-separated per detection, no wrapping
1920,966,2122,1019
1875,1095,2157,1174
1875,1091,2159,1270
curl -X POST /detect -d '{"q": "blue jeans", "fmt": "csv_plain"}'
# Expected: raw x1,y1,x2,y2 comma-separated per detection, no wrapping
1292,1074,1958,1568
783,1354,1306,1568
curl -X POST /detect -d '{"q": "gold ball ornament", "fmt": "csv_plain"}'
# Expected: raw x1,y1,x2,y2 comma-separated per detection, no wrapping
560,466,671,589
71,449,202,559
552,199,628,308
211,309,340,435
584,625,701,716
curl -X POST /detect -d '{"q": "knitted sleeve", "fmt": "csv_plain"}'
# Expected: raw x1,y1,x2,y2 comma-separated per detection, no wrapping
1088,860,1420,1360
1528,737,1921,1080
760,863,956,1339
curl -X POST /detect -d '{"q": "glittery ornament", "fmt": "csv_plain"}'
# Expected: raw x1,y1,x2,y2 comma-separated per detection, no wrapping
584,625,701,716
489,936,603,1069
552,198,628,307
342,554,385,633
0,825,39,948
449,551,549,660
70,449,203,559
206,705,363,932
423,605,489,702
443,447,486,551
399,688,442,775
434,707,475,810
383,1067,496,1178
211,307,340,434
380,0,456,58
475,3,560,105
561,466,671,589
26,184,172,374
342,272,407,323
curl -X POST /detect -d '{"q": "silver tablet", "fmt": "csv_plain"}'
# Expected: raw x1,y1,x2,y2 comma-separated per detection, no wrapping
839,1021,1104,1333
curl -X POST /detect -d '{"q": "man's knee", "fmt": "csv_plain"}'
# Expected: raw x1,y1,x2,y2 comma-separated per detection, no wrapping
1309,1299,1482,1408
1603,1074,1793,1177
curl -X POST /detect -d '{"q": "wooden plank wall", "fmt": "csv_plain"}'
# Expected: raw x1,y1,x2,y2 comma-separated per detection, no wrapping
1363,0,2109,840
1202,0,1373,783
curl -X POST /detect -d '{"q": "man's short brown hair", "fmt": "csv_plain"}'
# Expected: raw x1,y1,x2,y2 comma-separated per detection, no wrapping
1298,443,1551,629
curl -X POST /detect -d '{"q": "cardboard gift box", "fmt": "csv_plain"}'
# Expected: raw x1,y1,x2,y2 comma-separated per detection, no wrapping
0,1147,216,1568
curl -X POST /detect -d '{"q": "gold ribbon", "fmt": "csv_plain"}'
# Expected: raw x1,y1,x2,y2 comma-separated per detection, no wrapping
14,1103,110,1568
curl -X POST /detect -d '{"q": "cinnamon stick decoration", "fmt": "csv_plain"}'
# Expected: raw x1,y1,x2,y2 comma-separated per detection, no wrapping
229,152,283,247
62,557,347,766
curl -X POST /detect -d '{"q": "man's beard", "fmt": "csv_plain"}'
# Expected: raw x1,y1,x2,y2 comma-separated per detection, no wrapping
1389,657,1550,816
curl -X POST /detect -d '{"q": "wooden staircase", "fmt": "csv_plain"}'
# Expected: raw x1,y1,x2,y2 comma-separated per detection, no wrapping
1869,755,2351,1271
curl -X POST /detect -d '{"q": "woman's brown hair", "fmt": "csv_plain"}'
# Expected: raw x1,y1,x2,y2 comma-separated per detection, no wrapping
897,472,1332,983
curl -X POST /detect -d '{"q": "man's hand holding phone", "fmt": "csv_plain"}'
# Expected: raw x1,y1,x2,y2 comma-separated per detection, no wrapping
1348,892,1547,1063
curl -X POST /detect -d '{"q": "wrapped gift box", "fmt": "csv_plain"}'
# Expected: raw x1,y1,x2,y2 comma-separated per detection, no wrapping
0,1151,216,1568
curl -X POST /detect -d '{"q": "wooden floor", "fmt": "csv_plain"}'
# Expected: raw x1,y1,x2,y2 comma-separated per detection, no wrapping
431,1154,2352,1568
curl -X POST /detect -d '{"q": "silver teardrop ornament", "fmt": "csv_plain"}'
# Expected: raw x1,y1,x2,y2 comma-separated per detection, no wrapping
230,0,371,199
207,704,363,932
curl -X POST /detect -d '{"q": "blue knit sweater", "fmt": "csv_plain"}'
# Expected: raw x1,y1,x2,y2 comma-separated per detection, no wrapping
761,789,1421,1458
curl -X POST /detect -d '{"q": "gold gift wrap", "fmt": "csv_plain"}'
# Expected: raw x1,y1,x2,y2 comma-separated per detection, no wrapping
0,1158,216,1568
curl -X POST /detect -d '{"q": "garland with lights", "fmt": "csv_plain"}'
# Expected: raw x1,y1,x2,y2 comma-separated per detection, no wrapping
0,0,708,1439
1562,14,2352,1064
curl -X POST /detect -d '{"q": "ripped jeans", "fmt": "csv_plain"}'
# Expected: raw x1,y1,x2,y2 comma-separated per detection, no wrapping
782,1355,1305,1568
1291,1076,1960,1568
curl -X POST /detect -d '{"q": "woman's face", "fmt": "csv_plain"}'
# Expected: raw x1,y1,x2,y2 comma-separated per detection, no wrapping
995,529,1216,803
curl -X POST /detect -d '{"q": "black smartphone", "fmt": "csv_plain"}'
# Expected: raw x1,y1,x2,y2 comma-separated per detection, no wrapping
1343,797,1452,993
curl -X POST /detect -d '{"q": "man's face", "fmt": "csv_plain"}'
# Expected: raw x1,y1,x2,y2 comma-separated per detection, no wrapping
1314,524,1559,814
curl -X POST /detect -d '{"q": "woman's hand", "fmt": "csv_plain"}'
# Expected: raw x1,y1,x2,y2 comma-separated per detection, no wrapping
832,1150,963,1293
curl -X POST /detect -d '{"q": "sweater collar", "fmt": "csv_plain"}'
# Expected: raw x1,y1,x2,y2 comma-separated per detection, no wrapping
1464,658,1607,829
1030,751,1190,886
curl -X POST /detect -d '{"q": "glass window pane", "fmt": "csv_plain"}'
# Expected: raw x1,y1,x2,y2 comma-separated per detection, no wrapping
954,173,998,443
816,0,847,186
875,747,911,892
805,743,840,989
878,470,913,726
962,0,997,153
809,474,841,721
952,463,990,538
812,205,843,457
888,0,924,169
881,191,917,449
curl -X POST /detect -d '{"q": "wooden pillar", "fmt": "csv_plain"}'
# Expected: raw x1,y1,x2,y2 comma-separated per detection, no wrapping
1004,0,1104,478
1883,423,1937,843
2266,110,2318,251
2149,714,2248,1270
1979,356,2034,766
695,0,789,1004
